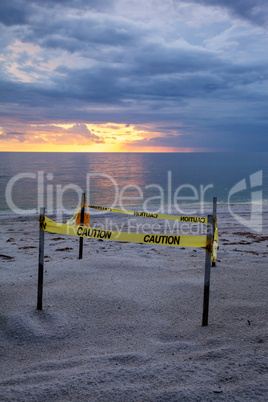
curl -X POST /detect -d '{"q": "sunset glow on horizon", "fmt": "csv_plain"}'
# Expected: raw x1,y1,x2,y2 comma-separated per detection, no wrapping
0,122,200,152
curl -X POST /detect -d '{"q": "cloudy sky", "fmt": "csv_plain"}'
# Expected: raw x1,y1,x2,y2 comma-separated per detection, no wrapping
0,0,267,152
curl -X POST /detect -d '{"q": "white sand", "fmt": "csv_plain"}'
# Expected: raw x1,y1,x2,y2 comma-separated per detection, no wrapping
0,212,268,401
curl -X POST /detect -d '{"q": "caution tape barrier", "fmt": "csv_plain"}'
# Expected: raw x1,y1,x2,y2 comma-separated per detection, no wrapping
86,204,208,224
40,215,210,250
37,198,218,322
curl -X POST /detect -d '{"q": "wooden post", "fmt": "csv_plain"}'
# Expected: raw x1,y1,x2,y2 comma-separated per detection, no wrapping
212,197,217,267
37,207,45,310
202,214,213,326
79,192,85,260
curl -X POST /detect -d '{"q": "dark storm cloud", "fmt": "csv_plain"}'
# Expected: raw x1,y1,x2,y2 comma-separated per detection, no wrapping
31,16,143,53
31,0,113,8
187,0,268,27
132,120,268,152
132,43,222,76
1,50,266,107
0,0,30,26
2,0,266,28
0,0,114,26
1,5,145,64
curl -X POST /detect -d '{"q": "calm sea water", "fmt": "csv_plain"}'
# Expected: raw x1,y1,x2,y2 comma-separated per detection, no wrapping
0,152,267,216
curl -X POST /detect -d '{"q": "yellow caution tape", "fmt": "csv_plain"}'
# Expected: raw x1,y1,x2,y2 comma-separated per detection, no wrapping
211,223,219,263
67,198,88,225
66,203,82,225
86,204,208,224
40,215,209,249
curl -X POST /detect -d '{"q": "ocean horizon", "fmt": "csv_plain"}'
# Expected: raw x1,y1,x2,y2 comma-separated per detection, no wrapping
1,152,267,217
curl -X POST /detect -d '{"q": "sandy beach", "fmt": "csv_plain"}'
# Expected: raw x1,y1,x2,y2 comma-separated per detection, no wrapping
0,211,267,401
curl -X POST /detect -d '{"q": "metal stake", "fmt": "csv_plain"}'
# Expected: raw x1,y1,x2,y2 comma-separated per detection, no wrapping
79,192,85,259
202,214,213,326
37,207,45,310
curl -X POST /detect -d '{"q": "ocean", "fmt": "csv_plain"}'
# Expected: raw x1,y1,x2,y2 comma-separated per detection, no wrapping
0,152,267,233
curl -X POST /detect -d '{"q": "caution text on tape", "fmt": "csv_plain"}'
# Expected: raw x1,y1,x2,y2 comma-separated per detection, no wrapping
40,215,209,250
